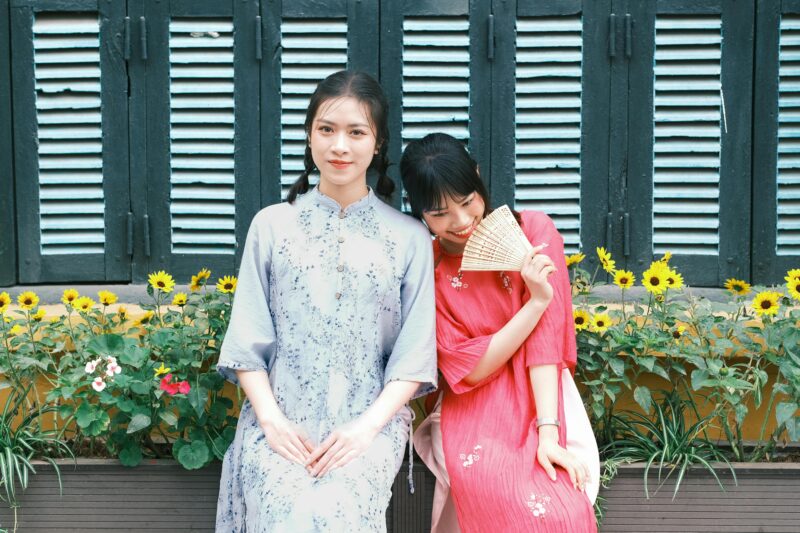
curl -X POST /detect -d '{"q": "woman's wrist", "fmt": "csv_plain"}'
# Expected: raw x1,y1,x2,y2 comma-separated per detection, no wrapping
537,423,559,443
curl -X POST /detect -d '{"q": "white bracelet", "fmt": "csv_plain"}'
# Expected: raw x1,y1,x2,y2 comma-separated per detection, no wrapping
535,417,560,429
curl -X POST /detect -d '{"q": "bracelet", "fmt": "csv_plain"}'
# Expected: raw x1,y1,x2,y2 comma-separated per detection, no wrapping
535,417,560,429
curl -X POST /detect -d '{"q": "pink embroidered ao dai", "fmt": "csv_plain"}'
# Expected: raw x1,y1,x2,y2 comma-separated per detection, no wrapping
434,211,597,532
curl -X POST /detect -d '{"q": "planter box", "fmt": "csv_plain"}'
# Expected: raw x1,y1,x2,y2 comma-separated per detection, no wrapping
599,463,800,532
0,459,435,532
3,460,798,532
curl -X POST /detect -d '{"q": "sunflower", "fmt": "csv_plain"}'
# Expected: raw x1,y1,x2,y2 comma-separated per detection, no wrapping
786,278,800,301
61,288,80,307
17,291,39,310
641,262,668,295
785,268,800,282
172,293,188,307
189,275,202,292
134,310,155,326
32,309,47,322
590,312,613,334
752,291,782,317
659,251,672,264
0,291,10,314
216,275,238,294
573,309,590,331
8,324,23,336
117,305,128,321
73,296,95,313
665,269,684,290
196,268,211,281
672,325,686,343
724,278,751,296
596,247,616,273
613,270,635,290
565,253,585,268
148,270,175,294
97,290,118,306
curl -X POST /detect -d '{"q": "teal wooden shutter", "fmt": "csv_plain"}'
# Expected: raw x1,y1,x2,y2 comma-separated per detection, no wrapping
0,0,15,285
11,0,129,283
626,0,754,285
258,0,378,205
133,0,260,281
492,0,611,261
381,0,492,210
753,1,800,284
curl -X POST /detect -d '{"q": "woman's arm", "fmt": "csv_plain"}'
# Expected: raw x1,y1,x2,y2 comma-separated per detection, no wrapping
237,369,314,465
462,244,555,386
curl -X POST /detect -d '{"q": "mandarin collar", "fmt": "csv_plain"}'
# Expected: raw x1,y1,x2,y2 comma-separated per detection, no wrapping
311,185,376,215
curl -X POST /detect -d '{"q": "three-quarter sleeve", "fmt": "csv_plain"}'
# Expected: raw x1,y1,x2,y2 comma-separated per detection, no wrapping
521,211,577,370
383,224,438,399
216,211,278,385
435,302,503,394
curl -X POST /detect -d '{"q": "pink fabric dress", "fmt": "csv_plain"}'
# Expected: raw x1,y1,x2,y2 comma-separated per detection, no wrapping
423,211,597,533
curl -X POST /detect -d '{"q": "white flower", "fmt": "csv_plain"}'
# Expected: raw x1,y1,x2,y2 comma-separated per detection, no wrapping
106,363,122,377
106,356,117,366
84,360,97,373
92,377,106,392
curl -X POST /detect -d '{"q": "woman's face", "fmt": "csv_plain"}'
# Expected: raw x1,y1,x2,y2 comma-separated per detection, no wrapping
422,191,486,253
309,96,378,195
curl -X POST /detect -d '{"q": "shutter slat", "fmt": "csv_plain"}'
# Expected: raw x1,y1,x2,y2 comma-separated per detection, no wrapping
652,14,722,255
33,13,104,255
280,19,348,197
514,15,582,252
169,18,235,255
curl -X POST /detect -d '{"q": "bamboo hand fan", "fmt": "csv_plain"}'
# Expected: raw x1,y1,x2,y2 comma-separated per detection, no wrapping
460,205,533,271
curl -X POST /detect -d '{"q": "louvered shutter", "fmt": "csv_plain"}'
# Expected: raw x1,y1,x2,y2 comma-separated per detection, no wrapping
491,0,611,262
254,0,378,205
134,0,260,281
753,2,800,283
626,1,753,285
381,0,492,211
0,2,15,285
11,1,129,283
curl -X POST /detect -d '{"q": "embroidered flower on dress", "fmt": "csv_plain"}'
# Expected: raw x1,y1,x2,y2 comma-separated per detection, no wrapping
447,271,468,291
500,272,512,293
459,444,482,468
526,493,551,518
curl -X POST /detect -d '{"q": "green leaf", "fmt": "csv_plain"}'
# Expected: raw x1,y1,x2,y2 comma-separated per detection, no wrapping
75,401,99,428
734,403,748,424
691,369,711,391
776,402,798,427
188,386,207,417
608,358,625,377
118,442,143,467
129,381,150,395
119,346,149,369
84,410,110,437
159,411,178,427
634,386,653,414
126,413,152,434
176,440,210,470
86,334,126,357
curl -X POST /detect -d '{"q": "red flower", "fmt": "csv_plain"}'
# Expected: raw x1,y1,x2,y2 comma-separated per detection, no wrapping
159,373,191,396
178,380,191,394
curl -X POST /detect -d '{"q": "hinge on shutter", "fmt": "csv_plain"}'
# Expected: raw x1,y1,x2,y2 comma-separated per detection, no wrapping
609,14,616,58
624,14,633,58
126,212,134,256
487,14,495,61
605,212,613,249
143,214,151,257
123,17,131,60
255,16,263,61
139,16,148,60
623,212,630,256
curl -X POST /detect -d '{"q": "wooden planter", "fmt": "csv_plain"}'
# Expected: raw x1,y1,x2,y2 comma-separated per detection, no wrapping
2,460,798,532
599,463,800,532
0,459,435,533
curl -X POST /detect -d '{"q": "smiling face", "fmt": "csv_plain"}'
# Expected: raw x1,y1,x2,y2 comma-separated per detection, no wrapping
309,96,378,205
422,191,486,254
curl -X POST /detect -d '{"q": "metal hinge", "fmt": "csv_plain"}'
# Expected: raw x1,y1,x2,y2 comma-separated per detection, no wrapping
606,212,613,249
623,212,630,256
255,16,263,61
123,17,131,60
139,16,148,60
487,14,495,61
143,214,151,257
624,14,633,58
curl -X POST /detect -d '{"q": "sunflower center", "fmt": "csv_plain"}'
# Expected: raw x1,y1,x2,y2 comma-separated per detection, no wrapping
760,300,771,310
575,317,584,325
597,320,605,327
157,281,165,288
733,284,743,292
672,331,681,339
649,276,659,285
224,283,233,290
24,298,32,305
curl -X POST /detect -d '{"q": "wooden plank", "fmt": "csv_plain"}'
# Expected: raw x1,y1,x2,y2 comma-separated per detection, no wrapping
259,0,281,207
0,0,17,285
282,0,346,18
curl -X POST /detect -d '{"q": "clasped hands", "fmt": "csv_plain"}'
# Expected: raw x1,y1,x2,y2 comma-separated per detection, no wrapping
259,414,379,478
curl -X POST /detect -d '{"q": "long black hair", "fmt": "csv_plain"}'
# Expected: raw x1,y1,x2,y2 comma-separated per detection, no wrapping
286,70,395,204
400,133,491,220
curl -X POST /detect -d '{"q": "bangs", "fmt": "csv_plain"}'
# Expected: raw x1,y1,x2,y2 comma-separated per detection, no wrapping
413,167,477,214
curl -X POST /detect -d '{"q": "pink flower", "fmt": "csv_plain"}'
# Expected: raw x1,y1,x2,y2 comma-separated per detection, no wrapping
92,376,106,392
85,361,97,373
106,356,117,366
159,373,190,396
177,380,190,394
106,362,122,377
